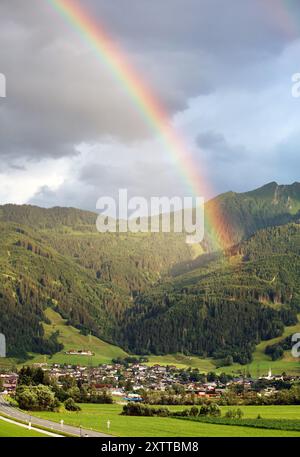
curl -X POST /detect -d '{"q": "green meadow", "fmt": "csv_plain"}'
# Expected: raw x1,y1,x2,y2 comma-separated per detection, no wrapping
221,405,300,420
0,420,46,437
146,354,216,371
29,403,300,437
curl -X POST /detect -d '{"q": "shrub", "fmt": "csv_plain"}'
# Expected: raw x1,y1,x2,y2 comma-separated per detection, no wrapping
225,408,244,419
199,404,221,417
209,404,221,417
189,406,199,417
122,403,170,417
64,397,81,411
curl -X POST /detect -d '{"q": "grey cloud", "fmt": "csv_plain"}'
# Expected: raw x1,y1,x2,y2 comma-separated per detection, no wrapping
30,158,187,211
0,0,154,164
196,131,225,149
1,0,297,166
196,130,246,163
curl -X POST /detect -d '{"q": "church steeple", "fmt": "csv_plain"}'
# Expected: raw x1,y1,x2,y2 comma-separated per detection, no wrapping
267,367,272,379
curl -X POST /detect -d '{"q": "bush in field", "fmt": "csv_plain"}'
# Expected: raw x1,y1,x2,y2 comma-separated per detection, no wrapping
64,397,81,411
155,407,170,417
199,405,210,416
225,408,244,419
189,406,199,417
236,408,244,419
122,402,170,417
209,404,221,417
172,409,190,417
199,404,221,417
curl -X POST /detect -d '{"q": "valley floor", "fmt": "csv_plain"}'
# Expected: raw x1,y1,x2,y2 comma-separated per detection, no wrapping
27,404,300,438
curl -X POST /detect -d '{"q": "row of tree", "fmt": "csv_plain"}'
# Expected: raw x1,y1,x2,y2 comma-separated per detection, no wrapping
15,367,113,411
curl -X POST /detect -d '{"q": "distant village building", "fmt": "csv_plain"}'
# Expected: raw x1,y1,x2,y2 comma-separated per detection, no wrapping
0,373,18,393
65,349,94,356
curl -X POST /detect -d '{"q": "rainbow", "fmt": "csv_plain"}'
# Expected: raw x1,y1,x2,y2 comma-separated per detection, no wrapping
263,0,299,39
46,0,231,249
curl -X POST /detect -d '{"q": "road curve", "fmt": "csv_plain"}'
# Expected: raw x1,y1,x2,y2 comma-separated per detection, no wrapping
0,395,111,438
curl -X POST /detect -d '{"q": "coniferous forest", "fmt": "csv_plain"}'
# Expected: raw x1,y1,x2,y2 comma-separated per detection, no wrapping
1,182,300,363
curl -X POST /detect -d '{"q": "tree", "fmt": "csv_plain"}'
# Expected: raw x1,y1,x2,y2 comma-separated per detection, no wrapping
15,385,59,411
67,386,81,402
18,366,50,386
15,388,38,410
35,385,58,411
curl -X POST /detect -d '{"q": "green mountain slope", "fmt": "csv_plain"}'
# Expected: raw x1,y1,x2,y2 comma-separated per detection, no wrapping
0,221,130,357
0,221,195,357
119,223,300,363
204,181,300,250
25,308,128,366
1,181,300,363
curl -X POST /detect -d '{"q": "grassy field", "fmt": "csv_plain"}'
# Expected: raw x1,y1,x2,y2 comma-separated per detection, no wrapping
146,354,216,371
0,308,127,368
0,420,46,437
29,403,300,437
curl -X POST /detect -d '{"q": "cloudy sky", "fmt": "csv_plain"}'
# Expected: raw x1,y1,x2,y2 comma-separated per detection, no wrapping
0,0,300,209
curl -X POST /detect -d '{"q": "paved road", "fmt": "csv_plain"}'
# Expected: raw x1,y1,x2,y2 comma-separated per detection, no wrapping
0,395,111,437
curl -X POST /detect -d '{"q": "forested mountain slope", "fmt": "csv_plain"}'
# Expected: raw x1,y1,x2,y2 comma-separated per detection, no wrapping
204,181,300,250
1,181,300,360
0,221,194,357
0,222,129,357
119,223,300,363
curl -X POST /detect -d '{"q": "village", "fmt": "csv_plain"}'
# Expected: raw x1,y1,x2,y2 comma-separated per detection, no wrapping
1,359,299,401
